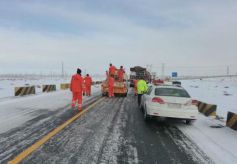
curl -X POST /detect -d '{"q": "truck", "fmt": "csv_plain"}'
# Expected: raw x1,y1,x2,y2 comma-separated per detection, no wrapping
130,66,151,87
101,69,128,97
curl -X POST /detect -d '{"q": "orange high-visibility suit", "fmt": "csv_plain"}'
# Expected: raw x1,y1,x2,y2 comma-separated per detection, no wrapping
108,76,115,97
134,79,138,95
70,74,83,110
84,75,92,96
118,68,125,82
109,65,116,76
82,82,86,96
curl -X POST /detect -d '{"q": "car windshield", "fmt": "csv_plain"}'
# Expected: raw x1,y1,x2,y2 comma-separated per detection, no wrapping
155,88,190,98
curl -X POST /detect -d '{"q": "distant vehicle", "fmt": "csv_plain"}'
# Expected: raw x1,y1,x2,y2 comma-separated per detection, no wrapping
140,84,198,124
172,81,181,86
152,79,164,85
130,66,151,87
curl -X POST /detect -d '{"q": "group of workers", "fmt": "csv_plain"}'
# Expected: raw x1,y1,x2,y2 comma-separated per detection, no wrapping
70,64,148,111
70,68,92,111
107,63,125,97
108,63,148,106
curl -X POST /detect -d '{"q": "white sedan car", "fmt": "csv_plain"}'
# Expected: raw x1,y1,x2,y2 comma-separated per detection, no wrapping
140,84,198,124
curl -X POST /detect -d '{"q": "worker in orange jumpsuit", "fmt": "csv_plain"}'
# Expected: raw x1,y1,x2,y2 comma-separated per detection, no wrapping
84,74,92,96
82,81,86,96
134,79,138,96
70,68,84,111
108,75,115,97
118,66,125,82
109,63,116,76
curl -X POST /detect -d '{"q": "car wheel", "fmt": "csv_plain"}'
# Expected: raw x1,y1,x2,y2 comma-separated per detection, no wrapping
185,120,192,125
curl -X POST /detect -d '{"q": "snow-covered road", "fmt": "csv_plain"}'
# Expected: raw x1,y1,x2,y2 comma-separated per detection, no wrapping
22,93,212,164
0,82,237,164
0,85,101,133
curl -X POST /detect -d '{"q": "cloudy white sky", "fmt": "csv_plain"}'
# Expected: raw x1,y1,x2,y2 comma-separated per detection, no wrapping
0,0,236,76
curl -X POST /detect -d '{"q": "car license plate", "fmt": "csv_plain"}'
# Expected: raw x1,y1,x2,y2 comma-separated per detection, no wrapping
168,103,181,108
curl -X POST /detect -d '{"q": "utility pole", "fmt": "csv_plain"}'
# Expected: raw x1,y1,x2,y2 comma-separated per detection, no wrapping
61,62,64,78
227,65,230,76
146,64,152,73
161,63,165,78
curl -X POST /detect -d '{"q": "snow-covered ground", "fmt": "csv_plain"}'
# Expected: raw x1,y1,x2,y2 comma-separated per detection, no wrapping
1,76,237,164
181,77,237,118
0,85,101,133
0,76,104,99
178,77,237,164
178,115,237,164
0,77,70,98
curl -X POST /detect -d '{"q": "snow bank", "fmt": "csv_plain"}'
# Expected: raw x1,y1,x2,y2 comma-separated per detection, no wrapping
181,77,237,118
178,114,237,164
0,77,70,98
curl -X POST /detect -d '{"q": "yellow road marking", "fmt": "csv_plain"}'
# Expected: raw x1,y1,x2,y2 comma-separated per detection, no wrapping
8,97,105,164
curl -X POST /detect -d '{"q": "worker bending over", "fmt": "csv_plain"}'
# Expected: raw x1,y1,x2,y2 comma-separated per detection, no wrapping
70,68,84,111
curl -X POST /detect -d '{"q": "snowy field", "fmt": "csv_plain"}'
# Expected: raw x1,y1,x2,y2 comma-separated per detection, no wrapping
0,76,104,99
177,77,237,164
181,77,237,118
0,77,70,99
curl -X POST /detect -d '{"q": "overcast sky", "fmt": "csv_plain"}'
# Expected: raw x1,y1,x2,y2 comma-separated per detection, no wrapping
0,0,236,76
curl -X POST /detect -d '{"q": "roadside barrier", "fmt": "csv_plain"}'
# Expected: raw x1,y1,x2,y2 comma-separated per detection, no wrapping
43,85,56,92
60,83,70,90
197,101,217,117
95,81,102,84
226,112,237,131
15,86,36,96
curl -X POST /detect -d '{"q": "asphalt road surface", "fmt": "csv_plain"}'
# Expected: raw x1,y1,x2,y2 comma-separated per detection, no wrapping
1,92,214,164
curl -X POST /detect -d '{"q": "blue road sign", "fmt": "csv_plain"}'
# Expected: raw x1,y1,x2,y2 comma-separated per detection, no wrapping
172,72,178,77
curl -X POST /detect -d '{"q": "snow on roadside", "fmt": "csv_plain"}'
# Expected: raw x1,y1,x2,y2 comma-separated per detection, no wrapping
0,77,70,98
181,77,237,118
177,114,237,164
177,77,237,164
0,76,104,99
